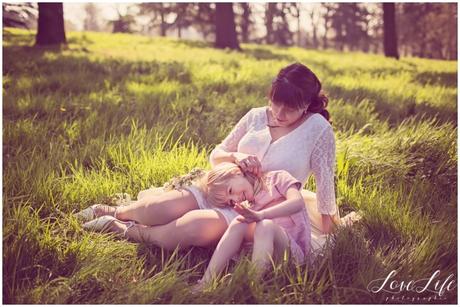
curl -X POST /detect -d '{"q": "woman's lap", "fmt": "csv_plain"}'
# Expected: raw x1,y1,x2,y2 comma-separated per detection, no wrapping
134,208,229,249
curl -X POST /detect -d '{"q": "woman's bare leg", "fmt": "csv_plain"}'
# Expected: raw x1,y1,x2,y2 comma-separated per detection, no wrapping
302,189,341,233
115,189,199,226
137,187,164,200
109,209,228,250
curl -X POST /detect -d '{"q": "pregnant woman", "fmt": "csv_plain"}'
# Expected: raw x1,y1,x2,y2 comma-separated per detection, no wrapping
78,62,353,253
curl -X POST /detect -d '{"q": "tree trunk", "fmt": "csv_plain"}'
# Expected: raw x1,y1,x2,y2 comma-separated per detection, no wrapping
265,3,276,44
322,6,331,49
310,10,318,48
36,3,66,45
160,10,166,36
215,3,240,50
383,3,399,59
240,3,250,43
297,9,301,46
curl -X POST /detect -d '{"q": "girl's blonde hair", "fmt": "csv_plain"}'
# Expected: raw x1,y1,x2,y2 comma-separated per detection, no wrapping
195,162,265,208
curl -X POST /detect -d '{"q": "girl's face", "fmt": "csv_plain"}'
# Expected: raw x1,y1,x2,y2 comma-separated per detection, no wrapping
225,175,255,207
270,101,307,127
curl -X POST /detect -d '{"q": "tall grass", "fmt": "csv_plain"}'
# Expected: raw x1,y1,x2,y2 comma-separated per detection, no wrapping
3,28,457,303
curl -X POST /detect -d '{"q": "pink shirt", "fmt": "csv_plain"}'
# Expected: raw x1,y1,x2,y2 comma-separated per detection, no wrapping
210,107,337,215
253,170,311,263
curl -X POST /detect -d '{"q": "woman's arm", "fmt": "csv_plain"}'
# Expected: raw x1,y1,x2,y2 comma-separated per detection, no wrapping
321,214,336,234
209,148,237,165
310,126,339,234
209,110,252,167
209,109,262,175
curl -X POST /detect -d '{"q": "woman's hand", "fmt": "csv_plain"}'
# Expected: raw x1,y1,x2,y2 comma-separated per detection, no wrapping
234,203,264,223
232,152,262,176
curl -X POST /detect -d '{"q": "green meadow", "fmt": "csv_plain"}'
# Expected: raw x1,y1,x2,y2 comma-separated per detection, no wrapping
3,28,457,303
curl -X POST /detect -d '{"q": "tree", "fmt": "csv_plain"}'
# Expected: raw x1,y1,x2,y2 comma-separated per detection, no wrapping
308,6,321,48
330,3,371,51
397,3,457,60
264,3,276,44
83,3,100,31
288,3,301,46
264,3,293,46
237,3,252,43
273,3,293,46
174,3,192,38
214,3,240,50
3,3,37,29
35,3,66,45
139,3,192,38
383,3,399,59
321,3,335,49
109,6,137,33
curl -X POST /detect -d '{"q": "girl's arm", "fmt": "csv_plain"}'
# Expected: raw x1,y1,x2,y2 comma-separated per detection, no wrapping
235,186,304,223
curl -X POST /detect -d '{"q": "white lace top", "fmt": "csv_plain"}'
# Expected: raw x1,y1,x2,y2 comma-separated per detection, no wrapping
210,106,337,215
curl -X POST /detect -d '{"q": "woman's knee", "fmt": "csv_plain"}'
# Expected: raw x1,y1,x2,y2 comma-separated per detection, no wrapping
137,187,164,200
179,212,228,246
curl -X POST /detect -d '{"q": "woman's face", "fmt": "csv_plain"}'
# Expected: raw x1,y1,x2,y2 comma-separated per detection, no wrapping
270,101,307,127
225,175,255,207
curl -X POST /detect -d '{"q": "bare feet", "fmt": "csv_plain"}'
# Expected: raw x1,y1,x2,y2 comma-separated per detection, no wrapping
340,211,363,227
191,280,206,294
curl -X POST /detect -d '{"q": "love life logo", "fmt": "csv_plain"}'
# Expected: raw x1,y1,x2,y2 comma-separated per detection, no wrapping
367,270,456,302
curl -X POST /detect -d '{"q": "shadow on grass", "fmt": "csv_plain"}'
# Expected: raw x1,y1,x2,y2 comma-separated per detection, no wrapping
413,71,457,88
4,45,192,82
242,47,296,62
136,244,212,280
3,28,35,46
170,39,213,49
327,84,457,126
303,57,457,126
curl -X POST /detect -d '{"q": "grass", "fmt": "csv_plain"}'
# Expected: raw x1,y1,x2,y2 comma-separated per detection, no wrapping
3,28,457,304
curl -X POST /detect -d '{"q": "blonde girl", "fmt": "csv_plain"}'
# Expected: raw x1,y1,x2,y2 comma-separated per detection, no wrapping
193,162,311,290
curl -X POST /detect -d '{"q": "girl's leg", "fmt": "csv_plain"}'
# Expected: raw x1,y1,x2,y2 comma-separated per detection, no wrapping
109,209,229,250
251,219,289,273
201,220,256,284
115,189,199,226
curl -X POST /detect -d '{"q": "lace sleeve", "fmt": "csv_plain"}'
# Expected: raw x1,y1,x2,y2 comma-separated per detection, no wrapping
209,109,253,166
310,126,337,215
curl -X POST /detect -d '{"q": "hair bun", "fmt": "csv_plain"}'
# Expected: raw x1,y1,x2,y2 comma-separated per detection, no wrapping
308,91,331,123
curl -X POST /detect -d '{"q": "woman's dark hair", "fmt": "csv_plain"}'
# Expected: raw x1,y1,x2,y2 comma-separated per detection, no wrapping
269,62,331,123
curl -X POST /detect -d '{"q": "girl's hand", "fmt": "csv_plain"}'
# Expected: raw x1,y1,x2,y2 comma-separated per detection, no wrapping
232,153,262,176
234,203,264,223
